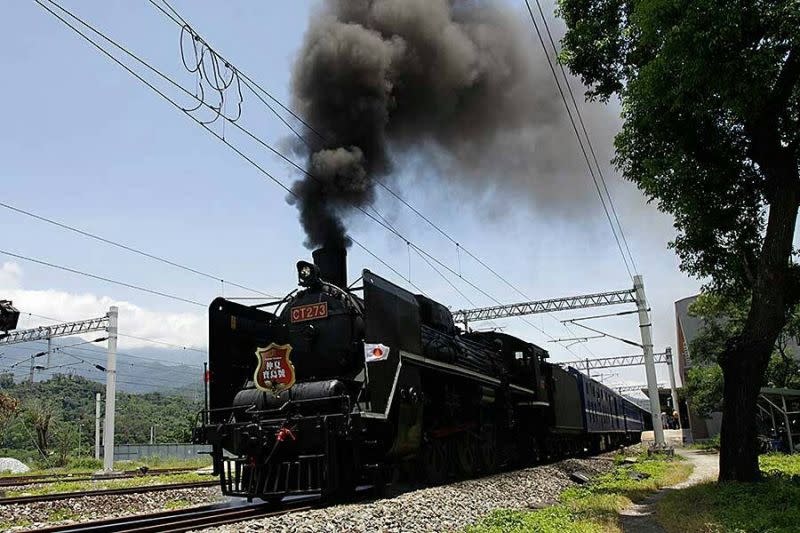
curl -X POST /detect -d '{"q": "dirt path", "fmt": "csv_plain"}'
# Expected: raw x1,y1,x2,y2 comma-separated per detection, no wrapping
620,449,718,533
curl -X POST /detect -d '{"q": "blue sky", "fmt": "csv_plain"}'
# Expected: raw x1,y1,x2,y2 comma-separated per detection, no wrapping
1,1,703,391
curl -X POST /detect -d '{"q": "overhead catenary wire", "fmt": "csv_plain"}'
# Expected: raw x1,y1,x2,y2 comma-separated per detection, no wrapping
530,0,638,275
522,0,635,280
35,0,587,360
0,247,205,307
30,0,479,306
0,201,277,298
147,0,327,142
144,0,601,359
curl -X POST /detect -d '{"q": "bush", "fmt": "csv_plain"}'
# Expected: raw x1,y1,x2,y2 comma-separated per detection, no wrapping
687,435,720,451
67,456,102,470
759,453,800,480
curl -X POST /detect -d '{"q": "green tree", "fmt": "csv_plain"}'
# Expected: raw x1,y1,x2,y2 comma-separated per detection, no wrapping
558,0,800,480
686,294,800,416
0,391,19,433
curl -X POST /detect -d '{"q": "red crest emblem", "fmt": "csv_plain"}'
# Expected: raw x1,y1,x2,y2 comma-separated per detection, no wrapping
254,343,296,394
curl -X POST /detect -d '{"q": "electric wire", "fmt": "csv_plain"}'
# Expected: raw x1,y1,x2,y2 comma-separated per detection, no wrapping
0,201,277,298
31,0,470,305
530,0,638,275
147,0,326,142
36,0,587,360
144,0,599,358
523,0,635,280
0,247,204,307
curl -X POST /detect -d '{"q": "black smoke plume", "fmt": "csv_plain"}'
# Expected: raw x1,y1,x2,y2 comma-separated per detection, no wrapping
290,0,598,248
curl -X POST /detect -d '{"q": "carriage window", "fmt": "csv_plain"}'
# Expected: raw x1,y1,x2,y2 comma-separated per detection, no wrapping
515,351,524,360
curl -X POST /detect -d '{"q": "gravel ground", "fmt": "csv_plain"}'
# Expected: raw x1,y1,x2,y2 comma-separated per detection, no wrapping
197,454,617,533
2,486,224,531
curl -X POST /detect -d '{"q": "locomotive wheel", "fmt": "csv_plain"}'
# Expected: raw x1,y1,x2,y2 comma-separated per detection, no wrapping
422,440,449,484
455,435,479,477
479,429,498,473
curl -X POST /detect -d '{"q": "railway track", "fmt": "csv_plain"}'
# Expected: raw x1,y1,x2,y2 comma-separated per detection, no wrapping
0,467,201,487
26,499,315,533
0,480,218,505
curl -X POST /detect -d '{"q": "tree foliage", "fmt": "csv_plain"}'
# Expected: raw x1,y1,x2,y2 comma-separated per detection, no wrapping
0,373,201,461
686,294,800,416
558,0,800,481
0,391,19,433
557,0,799,297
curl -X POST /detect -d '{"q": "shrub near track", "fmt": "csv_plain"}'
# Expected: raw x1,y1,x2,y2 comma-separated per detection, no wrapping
465,453,693,533
657,454,800,533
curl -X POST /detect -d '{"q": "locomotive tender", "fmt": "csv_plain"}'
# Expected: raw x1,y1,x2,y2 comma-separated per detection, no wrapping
195,247,648,502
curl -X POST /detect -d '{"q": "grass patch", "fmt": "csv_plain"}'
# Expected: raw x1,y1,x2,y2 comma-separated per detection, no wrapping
47,507,80,522
0,455,211,478
121,456,212,470
164,498,191,510
657,453,800,533
687,435,720,452
759,453,800,480
5,471,208,497
466,454,693,533
0,518,33,529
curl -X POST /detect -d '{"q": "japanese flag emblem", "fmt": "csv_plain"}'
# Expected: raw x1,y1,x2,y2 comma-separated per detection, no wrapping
364,343,390,362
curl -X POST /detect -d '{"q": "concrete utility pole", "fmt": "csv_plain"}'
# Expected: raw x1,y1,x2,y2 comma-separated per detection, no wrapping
28,353,35,386
665,347,682,429
634,275,665,446
102,306,118,472
95,392,101,460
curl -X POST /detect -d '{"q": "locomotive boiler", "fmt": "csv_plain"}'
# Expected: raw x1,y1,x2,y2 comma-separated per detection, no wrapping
195,247,646,502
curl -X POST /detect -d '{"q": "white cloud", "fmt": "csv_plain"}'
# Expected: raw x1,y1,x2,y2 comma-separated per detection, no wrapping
1,262,206,351
0,262,22,289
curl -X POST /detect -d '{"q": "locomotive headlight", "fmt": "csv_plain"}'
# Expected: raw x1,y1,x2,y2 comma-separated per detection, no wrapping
296,260,321,287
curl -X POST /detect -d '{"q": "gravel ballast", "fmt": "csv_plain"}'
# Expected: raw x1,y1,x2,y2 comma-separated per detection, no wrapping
200,455,617,533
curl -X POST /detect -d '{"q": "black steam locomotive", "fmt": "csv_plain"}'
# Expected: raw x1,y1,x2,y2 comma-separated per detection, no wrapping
195,248,648,502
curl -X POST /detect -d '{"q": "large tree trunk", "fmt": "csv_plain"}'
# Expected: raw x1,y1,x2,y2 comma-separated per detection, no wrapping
718,145,800,481
719,342,772,481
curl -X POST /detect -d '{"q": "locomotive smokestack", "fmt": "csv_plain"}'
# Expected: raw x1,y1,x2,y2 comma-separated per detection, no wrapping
312,247,347,288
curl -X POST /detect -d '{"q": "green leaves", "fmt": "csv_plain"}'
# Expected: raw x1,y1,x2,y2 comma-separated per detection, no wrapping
558,0,800,297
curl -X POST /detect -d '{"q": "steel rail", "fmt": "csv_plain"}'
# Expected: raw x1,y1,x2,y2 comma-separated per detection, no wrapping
0,480,217,505
0,467,200,487
27,500,315,533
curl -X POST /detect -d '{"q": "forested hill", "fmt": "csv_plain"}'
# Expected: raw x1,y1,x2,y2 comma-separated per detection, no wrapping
0,373,202,454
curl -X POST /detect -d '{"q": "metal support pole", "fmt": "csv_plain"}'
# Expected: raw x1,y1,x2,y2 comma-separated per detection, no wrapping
102,306,118,472
28,352,35,387
95,392,101,460
634,275,665,446
46,336,52,368
665,347,682,429
782,393,794,452
203,362,209,426
585,359,591,378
